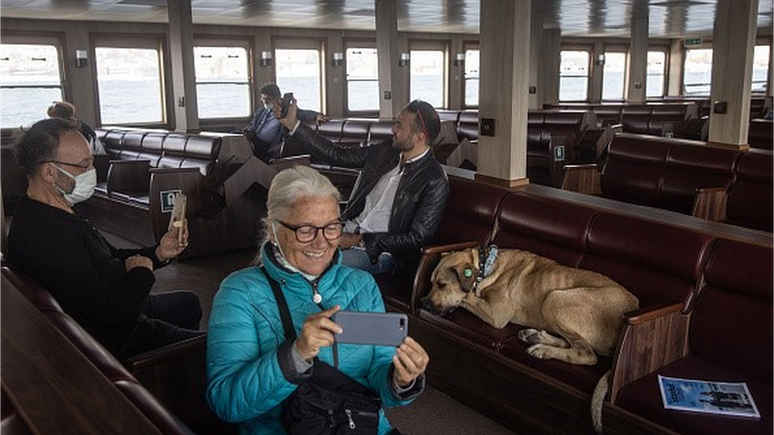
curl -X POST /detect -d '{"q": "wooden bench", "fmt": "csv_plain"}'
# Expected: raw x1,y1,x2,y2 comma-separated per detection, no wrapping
375,171,772,435
85,128,275,258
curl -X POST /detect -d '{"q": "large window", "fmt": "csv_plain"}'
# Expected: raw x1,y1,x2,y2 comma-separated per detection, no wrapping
752,45,770,94
410,49,445,107
0,43,63,128
194,45,250,119
464,48,479,108
646,50,667,98
683,48,712,96
275,48,322,113
346,47,379,112
601,52,626,101
559,50,590,101
95,43,164,125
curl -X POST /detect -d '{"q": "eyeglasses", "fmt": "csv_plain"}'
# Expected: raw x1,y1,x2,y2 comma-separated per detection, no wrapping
275,220,344,243
47,159,94,170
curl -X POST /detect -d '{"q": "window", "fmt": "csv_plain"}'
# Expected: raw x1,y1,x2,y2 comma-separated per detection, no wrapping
410,49,445,107
194,46,250,119
0,43,63,128
95,45,164,124
601,52,626,101
346,47,379,112
683,48,712,96
752,45,770,94
464,48,480,108
559,50,590,101
275,48,322,113
646,51,666,98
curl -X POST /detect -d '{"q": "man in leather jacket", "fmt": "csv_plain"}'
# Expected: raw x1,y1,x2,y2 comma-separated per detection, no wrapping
277,99,449,275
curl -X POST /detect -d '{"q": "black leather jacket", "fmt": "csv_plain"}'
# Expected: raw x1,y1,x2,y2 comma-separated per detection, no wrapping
293,123,450,273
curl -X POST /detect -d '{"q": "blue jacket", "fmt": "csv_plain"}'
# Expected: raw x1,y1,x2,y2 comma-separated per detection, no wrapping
206,245,418,434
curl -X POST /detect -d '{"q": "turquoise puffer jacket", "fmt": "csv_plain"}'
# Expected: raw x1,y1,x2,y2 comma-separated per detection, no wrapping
206,245,413,435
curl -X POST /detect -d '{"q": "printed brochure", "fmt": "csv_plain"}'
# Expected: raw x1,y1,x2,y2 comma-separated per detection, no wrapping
658,375,760,418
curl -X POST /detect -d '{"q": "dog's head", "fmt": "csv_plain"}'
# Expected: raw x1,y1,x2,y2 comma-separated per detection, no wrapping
422,249,479,315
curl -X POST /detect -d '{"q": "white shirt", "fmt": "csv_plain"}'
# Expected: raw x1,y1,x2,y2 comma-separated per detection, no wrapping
346,148,430,234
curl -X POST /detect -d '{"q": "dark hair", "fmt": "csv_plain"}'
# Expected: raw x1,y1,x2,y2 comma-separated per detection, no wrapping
15,118,80,177
405,100,441,145
47,101,76,119
260,83,282,98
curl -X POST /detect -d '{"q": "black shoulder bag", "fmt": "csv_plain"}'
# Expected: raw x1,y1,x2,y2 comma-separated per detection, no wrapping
262,267,381,435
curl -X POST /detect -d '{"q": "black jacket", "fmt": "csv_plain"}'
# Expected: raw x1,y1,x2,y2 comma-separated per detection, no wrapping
293,123,450,273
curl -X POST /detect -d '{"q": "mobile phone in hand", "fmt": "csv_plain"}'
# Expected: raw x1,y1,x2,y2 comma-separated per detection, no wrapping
333,311,408,347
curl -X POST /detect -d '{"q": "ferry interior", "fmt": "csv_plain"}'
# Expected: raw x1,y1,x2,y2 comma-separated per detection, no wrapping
1,0,773,434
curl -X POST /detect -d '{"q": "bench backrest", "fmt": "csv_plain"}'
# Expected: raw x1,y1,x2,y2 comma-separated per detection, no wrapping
492,192,715,309
725,150,774,232
691,238,773,382
98,129,222,176
602,134,740,214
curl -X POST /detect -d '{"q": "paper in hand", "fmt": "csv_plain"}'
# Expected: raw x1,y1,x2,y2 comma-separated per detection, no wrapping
167,192,188,243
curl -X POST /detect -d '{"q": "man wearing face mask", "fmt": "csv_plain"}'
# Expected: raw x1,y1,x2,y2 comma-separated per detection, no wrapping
6,118,204,361
238,83,328,161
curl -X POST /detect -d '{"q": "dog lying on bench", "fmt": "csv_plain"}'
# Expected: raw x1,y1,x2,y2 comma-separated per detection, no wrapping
422,247,639,366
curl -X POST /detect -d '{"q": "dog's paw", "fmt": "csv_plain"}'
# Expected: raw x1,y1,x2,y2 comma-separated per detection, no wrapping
517,328,541,344
526,344,554,360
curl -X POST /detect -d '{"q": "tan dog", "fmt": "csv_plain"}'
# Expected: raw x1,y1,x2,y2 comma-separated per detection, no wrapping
423,248,639,366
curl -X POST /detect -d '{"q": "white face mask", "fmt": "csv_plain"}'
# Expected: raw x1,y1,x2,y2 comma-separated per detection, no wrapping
264,103,274,111
53,164,97,204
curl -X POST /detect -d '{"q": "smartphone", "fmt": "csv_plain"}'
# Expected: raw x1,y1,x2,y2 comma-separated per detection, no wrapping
333,311,408,347
280,92,294,118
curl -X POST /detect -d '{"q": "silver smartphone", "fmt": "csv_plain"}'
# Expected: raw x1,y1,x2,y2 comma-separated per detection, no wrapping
333,311,408,347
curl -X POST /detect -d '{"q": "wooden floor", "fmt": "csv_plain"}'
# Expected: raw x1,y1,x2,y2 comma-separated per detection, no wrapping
104,232,520,435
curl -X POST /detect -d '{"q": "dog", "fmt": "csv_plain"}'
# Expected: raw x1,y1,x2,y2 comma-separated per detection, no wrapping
423,247,639,366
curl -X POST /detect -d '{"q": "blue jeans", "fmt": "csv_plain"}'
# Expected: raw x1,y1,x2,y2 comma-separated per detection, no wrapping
341,248,394,275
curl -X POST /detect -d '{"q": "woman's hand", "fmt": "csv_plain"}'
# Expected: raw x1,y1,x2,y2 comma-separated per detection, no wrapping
295,305,343,361
155,219,189,262
392,337,429,388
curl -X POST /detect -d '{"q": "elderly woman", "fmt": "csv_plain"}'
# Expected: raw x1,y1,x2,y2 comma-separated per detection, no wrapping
206,165,428,435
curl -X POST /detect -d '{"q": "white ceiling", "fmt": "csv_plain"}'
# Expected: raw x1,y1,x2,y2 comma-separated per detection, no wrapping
0,0,772,38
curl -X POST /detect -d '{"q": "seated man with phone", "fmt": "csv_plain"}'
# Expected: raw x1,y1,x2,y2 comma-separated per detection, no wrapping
238,83,328,161
207,165,427,435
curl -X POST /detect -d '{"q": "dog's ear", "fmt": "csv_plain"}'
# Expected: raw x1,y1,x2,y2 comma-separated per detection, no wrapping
452,261,477,293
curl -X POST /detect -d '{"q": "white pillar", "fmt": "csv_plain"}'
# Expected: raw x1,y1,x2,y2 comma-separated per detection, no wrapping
476,0,530,186
627,6,649,102
375,0,403,119
707,0,759,145
168,0,199,132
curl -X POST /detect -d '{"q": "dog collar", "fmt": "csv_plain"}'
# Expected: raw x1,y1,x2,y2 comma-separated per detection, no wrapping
475,245,499,287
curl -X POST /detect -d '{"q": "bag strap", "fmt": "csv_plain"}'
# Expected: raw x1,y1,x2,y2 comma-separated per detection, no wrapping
261,266,296,341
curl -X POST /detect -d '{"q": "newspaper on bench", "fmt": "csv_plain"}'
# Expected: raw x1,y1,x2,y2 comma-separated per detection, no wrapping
658,375,760,418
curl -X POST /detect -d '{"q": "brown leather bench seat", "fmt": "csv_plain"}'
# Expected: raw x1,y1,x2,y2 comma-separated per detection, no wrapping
377,172,772,435
87,128,272,257
1,261,234,434
562,133,773,232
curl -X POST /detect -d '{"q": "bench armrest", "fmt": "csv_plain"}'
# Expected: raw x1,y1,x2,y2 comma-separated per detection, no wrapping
126,334,210,426
561,164,601,195
270,154,312,171
691,186,728,221
412,241,480,309
107,160,151,195
609,301,689,404
93,154,111,183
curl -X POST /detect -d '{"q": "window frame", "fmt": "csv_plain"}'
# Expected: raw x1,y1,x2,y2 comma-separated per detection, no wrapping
193,37,253,125
462,42,480,109
682,46,713,96
601,45,628,102
559,46,592,102
343,39,379,117
646,47,668,99
0,33,67,129
91,33,168,127
408,39,449,109
272,37,326,115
